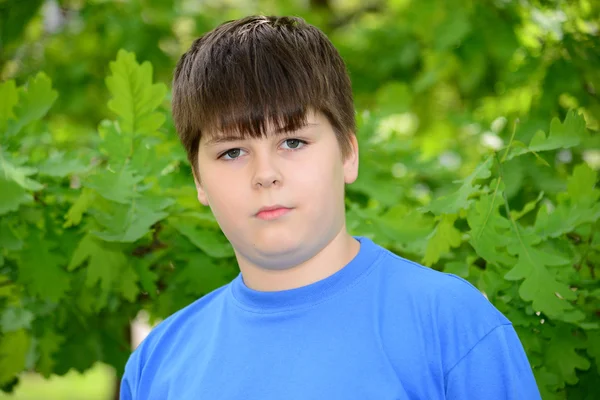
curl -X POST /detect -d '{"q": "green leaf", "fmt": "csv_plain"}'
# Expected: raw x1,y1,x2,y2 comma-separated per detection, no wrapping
565,364,600,400
567,163,598,205
510,191,544,221
0,329,30,386
534,201,600,240
37,152,89,178
85,166,143,204
91,197,173,243
0,307,34,333
0,151,44,191
586,331,600,375
466,188,516,266
422,214,462,266
36,330,64,378
68,234,98,271
63,188,95,228
544,324,591,387
444,260,470,278
0,219,23,251
0,80,18,131
74,285,98,316
174,253,230,296
504,241,579,320
97,120,133,166
5,72,58,137
68,235,127,291
133,261,158,297
52,328,100,374
477,264,512,300
533,367,561,400
105,49,167,135
170,217,235,258
422,156,493,214
69,234,137,306
530,110,586,152
378,204,434,255
508,110,586,159
346,204,393,244
534,164,600,239
119,264,140,302
0,177,32,215
19,234,70,302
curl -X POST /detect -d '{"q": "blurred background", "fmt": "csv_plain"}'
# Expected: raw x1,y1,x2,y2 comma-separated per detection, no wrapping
1,0,599,399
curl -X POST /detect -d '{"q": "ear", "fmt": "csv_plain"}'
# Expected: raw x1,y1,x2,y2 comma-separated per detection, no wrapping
192,169,210,206
343,133,359,184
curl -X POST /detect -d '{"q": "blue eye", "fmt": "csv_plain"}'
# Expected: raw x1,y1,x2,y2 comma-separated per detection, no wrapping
220,148,246,160
282,139,306,150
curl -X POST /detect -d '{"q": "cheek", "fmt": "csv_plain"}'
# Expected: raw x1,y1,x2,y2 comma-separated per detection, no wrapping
202,169,245,211
292,151,344,199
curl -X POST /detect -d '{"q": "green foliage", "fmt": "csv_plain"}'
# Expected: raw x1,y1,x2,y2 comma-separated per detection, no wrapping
1,0,599,399
105,49,167,136
507,110,588,160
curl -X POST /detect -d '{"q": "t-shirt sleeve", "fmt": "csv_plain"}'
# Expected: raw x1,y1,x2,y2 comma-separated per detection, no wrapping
119,350,141,400
445,323,541,399
119,377,134,400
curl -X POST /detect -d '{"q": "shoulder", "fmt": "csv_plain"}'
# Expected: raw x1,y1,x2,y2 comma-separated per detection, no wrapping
373,242,509,325
369,242,512,368
122,282,232,384
139,282,230,353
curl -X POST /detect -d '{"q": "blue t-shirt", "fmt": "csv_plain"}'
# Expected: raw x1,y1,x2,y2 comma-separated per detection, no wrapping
120,237,541,399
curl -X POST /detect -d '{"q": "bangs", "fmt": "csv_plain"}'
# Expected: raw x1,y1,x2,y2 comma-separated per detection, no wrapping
178,19,330,142
199,82,313,143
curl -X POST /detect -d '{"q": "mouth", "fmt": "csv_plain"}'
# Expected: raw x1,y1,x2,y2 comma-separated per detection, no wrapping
255,205,293,221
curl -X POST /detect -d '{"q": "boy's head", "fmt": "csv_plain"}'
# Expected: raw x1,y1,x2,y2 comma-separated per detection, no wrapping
172,15,359,270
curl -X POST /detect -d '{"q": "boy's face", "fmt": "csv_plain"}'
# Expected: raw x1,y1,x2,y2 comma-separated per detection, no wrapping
194,110,359,271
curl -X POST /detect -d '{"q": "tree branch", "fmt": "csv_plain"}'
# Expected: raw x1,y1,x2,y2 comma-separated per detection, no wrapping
328,3,384,30
131,222,167,257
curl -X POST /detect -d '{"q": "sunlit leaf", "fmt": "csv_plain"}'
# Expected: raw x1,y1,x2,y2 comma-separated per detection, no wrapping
422,214,462,266
422,156,493,215
105,49,167,135
5,73,58,137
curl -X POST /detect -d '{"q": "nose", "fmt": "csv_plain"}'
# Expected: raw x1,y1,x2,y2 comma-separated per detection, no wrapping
252,150,282,189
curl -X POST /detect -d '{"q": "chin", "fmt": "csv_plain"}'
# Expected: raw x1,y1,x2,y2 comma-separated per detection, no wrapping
252,229,302,256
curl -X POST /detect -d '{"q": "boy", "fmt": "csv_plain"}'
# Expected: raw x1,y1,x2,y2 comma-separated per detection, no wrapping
120,15,541,399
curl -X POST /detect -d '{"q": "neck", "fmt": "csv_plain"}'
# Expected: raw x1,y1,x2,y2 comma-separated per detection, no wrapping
235,229,360,292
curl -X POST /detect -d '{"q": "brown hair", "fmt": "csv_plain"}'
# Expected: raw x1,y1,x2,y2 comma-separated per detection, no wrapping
172,15,355,176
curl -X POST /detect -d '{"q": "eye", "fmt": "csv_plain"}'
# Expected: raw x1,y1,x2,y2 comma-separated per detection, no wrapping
220,148,246,160
281,138,306,150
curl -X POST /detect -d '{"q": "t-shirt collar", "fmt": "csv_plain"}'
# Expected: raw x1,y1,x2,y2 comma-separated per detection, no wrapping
229,236,381,312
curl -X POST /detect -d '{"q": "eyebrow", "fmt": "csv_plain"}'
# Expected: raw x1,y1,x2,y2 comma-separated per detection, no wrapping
203,123,319,147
